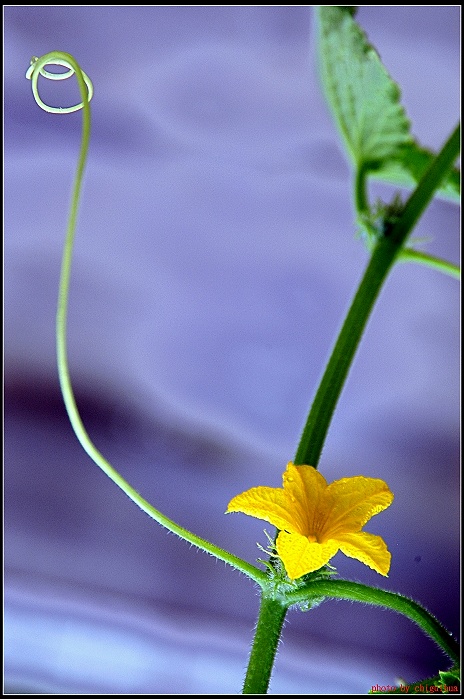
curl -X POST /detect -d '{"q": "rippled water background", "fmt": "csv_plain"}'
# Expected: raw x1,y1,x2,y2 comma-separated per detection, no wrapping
4,6,460,693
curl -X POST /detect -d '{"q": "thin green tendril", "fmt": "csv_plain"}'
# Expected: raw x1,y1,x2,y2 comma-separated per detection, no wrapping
27,51,265,586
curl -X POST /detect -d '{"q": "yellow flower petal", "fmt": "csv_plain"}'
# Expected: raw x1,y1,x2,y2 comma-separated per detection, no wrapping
227,463,394,580
226,486,298,533
336,531,392,576
276,531,339,580
321,476,394,539
282,463,328,535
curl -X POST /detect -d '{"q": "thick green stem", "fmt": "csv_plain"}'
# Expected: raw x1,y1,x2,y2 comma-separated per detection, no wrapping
286,580,459,663
243,593,288,694
294,123,460,468
250,122,460,692
294,235,397,466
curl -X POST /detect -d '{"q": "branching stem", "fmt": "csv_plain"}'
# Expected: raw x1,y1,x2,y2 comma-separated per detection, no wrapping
294,124,460,468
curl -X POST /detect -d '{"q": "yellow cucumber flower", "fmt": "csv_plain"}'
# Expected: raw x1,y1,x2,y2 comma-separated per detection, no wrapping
227,462,394,580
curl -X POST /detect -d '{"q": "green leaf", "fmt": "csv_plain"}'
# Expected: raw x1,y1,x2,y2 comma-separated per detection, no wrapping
371,140,460,203
315,6,412,171
439,666,460,688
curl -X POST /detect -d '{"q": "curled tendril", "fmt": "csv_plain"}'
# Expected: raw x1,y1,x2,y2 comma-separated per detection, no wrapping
26,52,93,114
24,50,265,587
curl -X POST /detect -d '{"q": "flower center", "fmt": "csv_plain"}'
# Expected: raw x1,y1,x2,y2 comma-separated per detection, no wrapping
307,534,318,543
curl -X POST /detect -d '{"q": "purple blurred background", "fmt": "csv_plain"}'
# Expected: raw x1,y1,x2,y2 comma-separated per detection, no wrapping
4,6,460,694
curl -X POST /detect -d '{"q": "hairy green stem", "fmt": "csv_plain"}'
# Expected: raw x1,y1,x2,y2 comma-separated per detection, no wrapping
29,52,265,585
247,123,460,690
286,580,459,663
294,123,460,468
242,593,288,694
